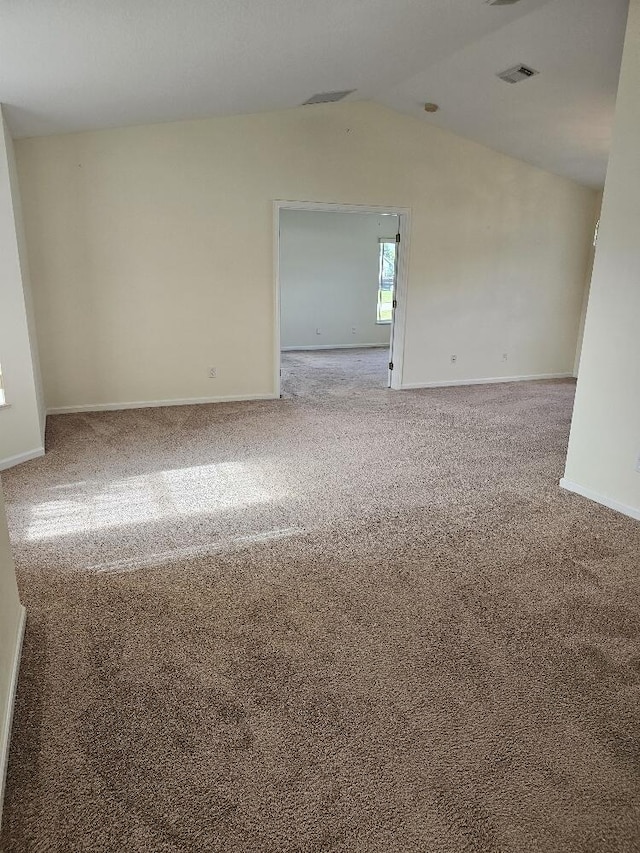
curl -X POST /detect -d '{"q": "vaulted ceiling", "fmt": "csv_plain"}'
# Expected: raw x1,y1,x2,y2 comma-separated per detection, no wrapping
0,0,629,187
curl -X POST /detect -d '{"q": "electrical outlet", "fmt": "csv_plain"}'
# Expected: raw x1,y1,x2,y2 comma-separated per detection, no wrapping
208,367,217,379
316,328,322,335
502,353,508,361
451,354,457,364
351,326,357,335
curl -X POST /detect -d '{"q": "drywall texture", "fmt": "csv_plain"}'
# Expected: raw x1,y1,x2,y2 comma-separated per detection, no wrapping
280,210,395,349
0,481,24,826
564,0,640,515
0,106,44,465
15,101,598,409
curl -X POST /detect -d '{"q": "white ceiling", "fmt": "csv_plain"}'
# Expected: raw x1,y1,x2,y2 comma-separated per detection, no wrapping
0,0,629,187
379,0,629,187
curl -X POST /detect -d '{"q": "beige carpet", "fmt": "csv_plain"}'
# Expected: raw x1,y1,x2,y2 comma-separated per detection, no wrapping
2,348,640,852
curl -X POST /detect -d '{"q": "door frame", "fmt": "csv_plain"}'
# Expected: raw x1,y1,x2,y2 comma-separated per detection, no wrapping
273,200,411,396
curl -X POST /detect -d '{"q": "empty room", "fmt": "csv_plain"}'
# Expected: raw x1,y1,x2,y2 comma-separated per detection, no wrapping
278,207,402,396
1,0,639,851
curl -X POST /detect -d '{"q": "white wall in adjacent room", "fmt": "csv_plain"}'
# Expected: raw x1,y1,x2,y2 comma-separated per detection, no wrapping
563,0,640,518
280,210,396,350
15,101,597,410
0,106,45,468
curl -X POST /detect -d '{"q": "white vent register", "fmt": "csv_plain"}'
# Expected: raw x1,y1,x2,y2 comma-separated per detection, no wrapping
497,64,539,84
302,90,356,105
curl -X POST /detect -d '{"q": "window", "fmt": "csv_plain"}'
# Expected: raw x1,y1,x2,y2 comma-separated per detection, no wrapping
377,238,397,324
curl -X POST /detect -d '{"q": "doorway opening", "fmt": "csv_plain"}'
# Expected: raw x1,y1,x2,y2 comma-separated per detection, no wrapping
273,201,410,398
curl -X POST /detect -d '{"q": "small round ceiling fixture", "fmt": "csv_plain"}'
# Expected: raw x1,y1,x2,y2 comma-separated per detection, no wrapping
424,103,439,113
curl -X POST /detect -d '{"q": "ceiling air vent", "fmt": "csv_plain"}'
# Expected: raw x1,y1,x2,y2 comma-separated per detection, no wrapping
302,90,356,105
497,64,539,84
486,0,523,5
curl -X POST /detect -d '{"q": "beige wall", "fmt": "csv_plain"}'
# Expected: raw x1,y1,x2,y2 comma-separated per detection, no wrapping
563,0,640,518
0,481,25,825
0,106,45,468
15,101,597,410
280,210,395,350
573,191,603,378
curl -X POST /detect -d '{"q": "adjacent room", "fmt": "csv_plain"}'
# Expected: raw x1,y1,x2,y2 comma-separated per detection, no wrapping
1,0,639,851
279,207,401,396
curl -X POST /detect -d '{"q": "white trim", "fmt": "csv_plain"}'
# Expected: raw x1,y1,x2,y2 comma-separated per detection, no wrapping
47,392,277,416
274,201,410,216
0,447,44,471
281,343,388,352
390,212,410,391
0,606,26,829
560,478,640,522
401,372,573,390
272,200,411,396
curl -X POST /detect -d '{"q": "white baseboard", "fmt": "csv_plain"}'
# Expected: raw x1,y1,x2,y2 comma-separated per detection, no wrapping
0,606,26,829
560,478,640,522
0,447,45,472
281,344,389,352
47,392,278,416
401,372,573,390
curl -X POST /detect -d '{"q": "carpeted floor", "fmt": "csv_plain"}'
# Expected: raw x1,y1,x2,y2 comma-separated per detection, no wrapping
281,347,390,395
2,348,640,852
